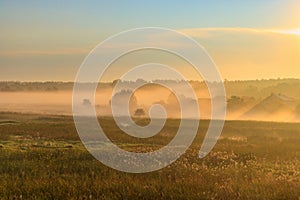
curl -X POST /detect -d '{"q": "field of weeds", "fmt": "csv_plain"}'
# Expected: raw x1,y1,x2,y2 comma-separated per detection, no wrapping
0,112,299,199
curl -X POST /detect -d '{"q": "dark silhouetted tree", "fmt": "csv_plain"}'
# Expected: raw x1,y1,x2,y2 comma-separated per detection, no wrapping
134,108,145,117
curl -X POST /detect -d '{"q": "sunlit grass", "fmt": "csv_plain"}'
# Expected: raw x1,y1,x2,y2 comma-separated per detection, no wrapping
0,113,299,199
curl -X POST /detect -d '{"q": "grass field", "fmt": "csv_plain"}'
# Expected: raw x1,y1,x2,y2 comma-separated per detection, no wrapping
0,112,299,199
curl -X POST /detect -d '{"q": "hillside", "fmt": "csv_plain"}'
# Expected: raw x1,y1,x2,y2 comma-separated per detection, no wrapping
242,94,298,121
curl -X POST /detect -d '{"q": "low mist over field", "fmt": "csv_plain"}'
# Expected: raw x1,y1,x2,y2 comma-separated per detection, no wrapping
1,79,300,122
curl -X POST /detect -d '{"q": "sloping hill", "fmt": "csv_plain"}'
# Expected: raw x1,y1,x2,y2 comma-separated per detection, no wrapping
242,94,297,121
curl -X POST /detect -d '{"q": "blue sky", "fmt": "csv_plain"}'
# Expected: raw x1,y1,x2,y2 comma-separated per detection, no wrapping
1,0,298,31
0,0,299,81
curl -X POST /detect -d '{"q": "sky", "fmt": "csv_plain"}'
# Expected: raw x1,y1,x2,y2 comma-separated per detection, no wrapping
0,0,299,81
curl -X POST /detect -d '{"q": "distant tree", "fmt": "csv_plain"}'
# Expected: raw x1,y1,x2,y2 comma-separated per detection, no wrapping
1,85,11,91
82,99,92,106
134,108,145,117
109,90,138,116
45,86,58,91
136,79,147,84
112,79,121,86
228,96,243,102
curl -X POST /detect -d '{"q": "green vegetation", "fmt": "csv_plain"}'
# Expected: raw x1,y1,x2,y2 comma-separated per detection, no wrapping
0,113,299,199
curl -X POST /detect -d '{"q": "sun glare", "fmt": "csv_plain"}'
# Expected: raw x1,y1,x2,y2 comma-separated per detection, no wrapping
289,29,300,35
276,29,300,35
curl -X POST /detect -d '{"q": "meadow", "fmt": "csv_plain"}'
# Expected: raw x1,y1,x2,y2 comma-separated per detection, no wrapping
0,112,299,199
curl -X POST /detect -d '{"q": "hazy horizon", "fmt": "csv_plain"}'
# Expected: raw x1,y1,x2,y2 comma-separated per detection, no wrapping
1,79,300,123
